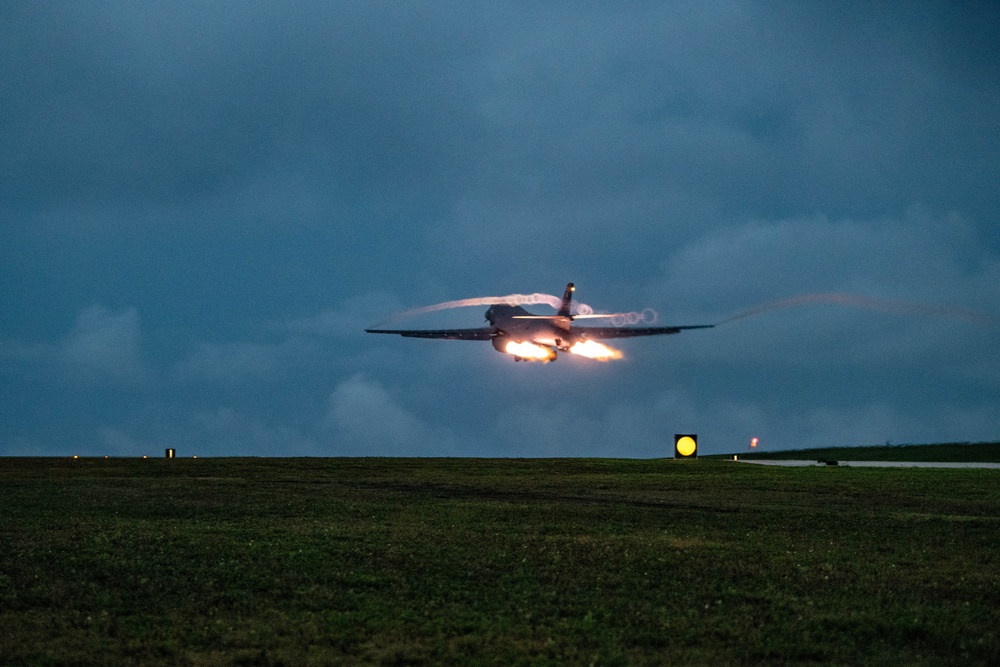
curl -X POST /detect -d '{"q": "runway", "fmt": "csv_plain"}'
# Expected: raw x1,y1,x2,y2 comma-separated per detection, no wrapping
738,460,1000,469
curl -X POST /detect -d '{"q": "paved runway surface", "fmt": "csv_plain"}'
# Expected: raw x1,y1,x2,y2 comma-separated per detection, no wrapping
738,460,1000,469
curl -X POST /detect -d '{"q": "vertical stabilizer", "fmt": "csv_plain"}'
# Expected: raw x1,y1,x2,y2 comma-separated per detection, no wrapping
557,283,575,317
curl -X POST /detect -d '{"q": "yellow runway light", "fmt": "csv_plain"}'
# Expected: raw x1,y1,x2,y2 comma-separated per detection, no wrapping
674,434,698,459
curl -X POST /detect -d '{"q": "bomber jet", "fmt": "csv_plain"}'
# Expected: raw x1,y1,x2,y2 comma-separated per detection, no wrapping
365,283,713,362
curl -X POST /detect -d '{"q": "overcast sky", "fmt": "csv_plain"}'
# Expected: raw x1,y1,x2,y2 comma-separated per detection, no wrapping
2,2,998,457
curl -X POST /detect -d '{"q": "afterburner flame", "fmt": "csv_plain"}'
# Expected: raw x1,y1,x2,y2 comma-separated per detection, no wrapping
505,341,556,362
569,340,623,361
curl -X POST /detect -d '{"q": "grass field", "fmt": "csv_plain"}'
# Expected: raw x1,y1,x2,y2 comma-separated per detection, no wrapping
2,457,999,665
729,441,1000,463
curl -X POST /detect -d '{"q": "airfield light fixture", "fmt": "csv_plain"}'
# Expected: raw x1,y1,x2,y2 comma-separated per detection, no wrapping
674,434,698,459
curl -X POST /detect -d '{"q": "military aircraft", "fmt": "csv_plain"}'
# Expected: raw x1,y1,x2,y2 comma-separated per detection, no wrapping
365,283,713,362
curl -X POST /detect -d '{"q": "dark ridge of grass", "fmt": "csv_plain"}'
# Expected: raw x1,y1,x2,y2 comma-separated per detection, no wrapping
716,441,1000,462
1,457,999,665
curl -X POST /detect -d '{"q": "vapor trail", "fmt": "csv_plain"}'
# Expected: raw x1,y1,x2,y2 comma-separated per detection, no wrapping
718,293,994,326
370,293,658,327
372,293,569,327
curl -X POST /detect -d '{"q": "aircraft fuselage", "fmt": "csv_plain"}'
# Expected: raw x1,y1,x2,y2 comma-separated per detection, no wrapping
486,305,572,347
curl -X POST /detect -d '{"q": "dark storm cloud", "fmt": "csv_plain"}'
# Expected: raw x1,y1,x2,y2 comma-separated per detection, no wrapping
1,2,484,209
1,2,998,456
1,305,146,385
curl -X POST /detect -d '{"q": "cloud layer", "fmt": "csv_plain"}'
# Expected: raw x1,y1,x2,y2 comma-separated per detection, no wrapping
2,2,998,456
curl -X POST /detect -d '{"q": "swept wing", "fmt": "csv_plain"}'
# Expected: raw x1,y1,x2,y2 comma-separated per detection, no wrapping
365,328,494,341
573,324,713,339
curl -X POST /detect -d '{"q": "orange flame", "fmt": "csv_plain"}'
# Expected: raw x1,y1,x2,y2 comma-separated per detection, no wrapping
569,340,623,361
505,341,556,362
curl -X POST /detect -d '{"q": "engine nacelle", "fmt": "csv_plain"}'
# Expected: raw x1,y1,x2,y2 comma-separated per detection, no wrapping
491,334,510,354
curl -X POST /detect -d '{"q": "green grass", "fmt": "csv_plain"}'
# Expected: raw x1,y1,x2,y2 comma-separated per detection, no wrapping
2,457,999,665
728,441,1000,462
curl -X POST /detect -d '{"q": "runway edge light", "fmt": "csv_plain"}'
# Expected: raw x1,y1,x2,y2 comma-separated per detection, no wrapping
674,434,698,459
